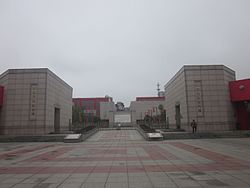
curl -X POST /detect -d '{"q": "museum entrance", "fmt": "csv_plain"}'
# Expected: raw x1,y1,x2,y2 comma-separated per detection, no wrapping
235,102,250,130
175,104,181,129
54,107,60,133
0,86,3,134
229,79,250,130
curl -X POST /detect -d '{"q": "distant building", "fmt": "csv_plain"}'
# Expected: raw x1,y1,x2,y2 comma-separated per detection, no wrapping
72,97,115,127
100,100,116,125
0,68,72,135
164,65,236,132
130,96,165,125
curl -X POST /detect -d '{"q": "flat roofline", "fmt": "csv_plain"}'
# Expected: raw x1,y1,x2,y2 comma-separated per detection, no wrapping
0,68,72,89
230,78,250,83
73,97,113,102
136,96,165,101
7,68,49,72
229,78,250,102
164,64,235,89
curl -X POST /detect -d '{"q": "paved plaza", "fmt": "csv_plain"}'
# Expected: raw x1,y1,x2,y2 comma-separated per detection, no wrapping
0,130,250,188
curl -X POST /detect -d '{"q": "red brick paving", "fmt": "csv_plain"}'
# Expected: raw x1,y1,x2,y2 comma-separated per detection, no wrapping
0,144,53,160
169,142,250,169
142,145,178,160
24,145,178,162
1,140,250,174
27,147,73,162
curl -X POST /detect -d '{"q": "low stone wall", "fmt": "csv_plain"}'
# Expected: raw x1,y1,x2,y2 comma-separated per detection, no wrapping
1,129,249,142
0,135,66,142
0,128,99,142
162,130,250,140
81,128,98,141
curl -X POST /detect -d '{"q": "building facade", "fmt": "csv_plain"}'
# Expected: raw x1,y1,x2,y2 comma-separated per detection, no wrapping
130,97,165,125
164,65,236,132
0,68,73,135
99,100,116,125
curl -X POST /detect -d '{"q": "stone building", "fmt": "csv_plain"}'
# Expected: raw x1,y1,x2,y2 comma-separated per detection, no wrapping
0,68,72,135
164,65,236,132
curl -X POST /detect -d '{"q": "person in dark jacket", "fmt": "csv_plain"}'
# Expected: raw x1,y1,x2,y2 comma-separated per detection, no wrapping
191,120,197,133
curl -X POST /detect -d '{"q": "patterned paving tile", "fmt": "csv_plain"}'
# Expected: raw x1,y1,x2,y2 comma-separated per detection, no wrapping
0,130,250,187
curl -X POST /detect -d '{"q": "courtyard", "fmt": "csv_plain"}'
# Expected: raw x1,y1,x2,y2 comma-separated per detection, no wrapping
0,130,250,188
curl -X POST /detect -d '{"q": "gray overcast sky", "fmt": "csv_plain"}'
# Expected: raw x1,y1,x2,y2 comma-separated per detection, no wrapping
0,0,250,106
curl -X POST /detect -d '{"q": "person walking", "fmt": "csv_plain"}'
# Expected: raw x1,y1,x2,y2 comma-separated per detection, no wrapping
191,120,197,133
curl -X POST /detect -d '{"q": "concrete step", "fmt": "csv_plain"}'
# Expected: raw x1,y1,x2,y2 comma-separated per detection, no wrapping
64,134,82,143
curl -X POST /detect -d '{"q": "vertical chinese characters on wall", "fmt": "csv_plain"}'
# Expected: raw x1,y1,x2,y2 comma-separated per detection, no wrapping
194,80,204,117
30,84,38,120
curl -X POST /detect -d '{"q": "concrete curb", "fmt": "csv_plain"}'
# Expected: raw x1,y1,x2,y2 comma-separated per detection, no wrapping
81,128,98,141
0,128,99,142
135,126,148,141
0,135,66,142
162,130,250,140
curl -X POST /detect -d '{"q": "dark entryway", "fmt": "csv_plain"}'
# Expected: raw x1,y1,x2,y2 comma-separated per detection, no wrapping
235,102,250,130
54,108,60,133
175,104,181,129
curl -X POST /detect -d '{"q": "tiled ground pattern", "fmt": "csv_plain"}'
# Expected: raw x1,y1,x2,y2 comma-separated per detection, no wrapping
0,130,250,188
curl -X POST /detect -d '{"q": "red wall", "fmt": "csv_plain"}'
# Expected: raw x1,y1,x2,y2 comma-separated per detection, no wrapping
0,86,4,106
73,98,111,107
229,79,250,102
235,103,249,130
72,97,112,117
